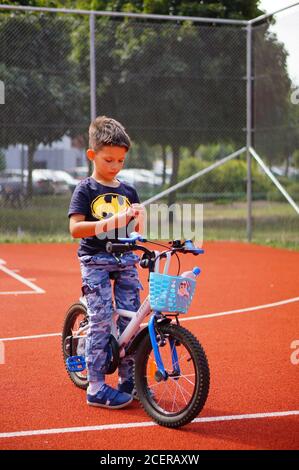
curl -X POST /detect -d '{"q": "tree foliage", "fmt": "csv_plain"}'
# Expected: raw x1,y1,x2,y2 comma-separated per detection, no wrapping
1,0,297,201
0,11,83,195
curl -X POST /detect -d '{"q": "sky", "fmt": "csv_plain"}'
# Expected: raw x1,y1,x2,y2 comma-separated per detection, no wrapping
258,0,299,84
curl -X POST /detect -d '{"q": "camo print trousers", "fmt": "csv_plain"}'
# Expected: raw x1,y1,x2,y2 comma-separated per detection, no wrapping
79,252,141,383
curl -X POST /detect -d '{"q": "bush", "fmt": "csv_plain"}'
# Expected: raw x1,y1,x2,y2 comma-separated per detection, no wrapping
178,157,271,201
267,181,299,202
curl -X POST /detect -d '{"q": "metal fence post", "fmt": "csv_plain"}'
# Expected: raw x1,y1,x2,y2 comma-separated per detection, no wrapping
246,22,253,242
89,13,96,121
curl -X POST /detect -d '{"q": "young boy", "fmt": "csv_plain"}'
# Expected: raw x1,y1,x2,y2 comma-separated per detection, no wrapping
68,116,144,409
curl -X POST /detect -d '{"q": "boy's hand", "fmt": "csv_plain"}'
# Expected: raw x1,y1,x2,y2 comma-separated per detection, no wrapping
111,204,145,229
127,203,145,218
106,204,145,232
127,203,145,235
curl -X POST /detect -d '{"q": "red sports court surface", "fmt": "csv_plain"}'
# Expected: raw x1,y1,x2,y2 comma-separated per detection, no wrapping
0,242,298,450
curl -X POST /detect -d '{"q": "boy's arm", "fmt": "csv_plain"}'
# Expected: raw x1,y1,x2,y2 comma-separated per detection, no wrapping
69,208,141,239
69,214,98,238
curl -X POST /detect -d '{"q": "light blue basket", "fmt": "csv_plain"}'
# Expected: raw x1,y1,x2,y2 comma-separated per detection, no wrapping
149,272,196,314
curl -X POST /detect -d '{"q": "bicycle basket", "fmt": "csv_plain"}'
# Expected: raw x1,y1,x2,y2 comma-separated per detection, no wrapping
149,272,196,314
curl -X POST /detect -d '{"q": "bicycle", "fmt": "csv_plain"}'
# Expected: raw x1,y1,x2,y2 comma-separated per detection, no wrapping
62,232,210,428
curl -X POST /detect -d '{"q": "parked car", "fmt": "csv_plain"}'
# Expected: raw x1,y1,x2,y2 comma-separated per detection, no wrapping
32,170,70,195
0,169,54,197
0,170,27,207
68,166,89,180
51,170,81,193
117,168,162,189
67,167,164,191
0,169,75,198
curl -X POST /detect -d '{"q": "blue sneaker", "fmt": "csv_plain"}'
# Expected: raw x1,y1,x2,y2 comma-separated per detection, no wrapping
87,384,133,409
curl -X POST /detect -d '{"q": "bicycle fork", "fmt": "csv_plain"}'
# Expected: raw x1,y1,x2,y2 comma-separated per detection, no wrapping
148,313,181,382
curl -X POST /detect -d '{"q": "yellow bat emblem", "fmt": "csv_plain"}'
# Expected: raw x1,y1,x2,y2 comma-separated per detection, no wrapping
91,193,131,220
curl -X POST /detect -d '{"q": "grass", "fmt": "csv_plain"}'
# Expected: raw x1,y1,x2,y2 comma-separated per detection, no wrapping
0,196,298,250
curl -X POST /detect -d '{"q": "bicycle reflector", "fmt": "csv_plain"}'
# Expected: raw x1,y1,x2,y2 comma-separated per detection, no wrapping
66,355,86,372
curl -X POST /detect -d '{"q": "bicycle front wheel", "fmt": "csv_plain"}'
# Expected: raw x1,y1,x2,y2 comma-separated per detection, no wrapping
134,323,210,428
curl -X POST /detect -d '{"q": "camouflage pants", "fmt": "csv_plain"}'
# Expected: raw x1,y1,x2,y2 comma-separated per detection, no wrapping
79,252,141,383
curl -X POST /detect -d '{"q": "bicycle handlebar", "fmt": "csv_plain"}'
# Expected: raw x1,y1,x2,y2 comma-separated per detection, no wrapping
105,233,204,256
106,242,133,254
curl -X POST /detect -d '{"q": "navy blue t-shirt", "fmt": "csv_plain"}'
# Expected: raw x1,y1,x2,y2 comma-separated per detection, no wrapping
68,177,140,257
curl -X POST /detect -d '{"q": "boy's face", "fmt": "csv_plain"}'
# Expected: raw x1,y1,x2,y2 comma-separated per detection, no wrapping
87,145,126,180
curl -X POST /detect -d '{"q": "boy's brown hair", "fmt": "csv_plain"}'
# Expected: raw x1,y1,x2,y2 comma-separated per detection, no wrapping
89,116,131,152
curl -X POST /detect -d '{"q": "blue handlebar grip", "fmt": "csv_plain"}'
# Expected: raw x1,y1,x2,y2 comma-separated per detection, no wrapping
118,231,146,243
185,240,204,254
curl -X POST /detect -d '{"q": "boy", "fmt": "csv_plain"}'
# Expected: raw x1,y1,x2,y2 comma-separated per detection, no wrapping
68,116,144,409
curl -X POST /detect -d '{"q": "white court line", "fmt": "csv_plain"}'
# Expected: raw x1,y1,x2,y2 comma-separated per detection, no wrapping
0,409,298,439
0,333,61,342
1,295,299,343
0,291,44,296
0,259,45,295
180,295,299,323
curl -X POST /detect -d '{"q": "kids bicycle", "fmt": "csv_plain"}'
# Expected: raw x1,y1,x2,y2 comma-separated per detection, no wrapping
62,232,210,428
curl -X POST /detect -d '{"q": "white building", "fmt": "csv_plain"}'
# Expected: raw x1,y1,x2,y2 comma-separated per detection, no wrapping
3,136,86,172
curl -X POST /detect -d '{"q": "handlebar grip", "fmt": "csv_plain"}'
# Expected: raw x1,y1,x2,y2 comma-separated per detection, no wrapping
106,242,133,254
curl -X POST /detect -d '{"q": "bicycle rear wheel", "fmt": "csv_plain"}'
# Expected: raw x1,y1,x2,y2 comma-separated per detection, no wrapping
134,323,209,428
62,303,88,390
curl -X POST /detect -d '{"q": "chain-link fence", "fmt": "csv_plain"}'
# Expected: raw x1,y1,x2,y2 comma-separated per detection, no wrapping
0,5,298,246
252,7,299,247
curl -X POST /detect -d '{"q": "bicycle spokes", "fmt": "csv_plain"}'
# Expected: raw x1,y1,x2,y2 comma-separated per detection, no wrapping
145,335,196,414
148,357,158,380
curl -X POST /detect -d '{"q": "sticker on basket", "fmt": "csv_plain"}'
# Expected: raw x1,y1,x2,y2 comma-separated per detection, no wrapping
177,280,191,299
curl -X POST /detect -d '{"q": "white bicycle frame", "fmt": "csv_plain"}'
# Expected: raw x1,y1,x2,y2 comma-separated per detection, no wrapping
74,251,172,358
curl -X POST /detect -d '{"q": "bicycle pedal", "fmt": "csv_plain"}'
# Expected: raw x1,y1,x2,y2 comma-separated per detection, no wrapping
66,355,86,372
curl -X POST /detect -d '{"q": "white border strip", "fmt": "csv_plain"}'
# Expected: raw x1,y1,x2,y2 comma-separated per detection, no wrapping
1,295,298,342
0,291,44,296
180,295,299,322
0,409,298,439
0,333,61,342
0,260,45,295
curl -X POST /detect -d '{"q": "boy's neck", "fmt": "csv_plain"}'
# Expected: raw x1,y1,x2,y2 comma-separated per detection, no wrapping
91,172,120,187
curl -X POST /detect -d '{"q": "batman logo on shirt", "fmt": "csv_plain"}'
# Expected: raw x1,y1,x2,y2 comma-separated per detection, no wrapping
91,193,131,220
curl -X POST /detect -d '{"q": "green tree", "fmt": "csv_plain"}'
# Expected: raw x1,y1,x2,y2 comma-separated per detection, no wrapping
4,1,294,205
0,149,6,171
253,25,299,170
293,148,299,170
96,14,249,206
0,12,83,196
9,1,264,202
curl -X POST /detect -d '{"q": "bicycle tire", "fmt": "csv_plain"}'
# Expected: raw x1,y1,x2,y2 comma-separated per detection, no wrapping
62,302,88,390
134,323,210,428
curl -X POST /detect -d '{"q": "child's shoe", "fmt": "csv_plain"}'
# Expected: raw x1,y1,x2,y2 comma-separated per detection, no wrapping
87,384,133,409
